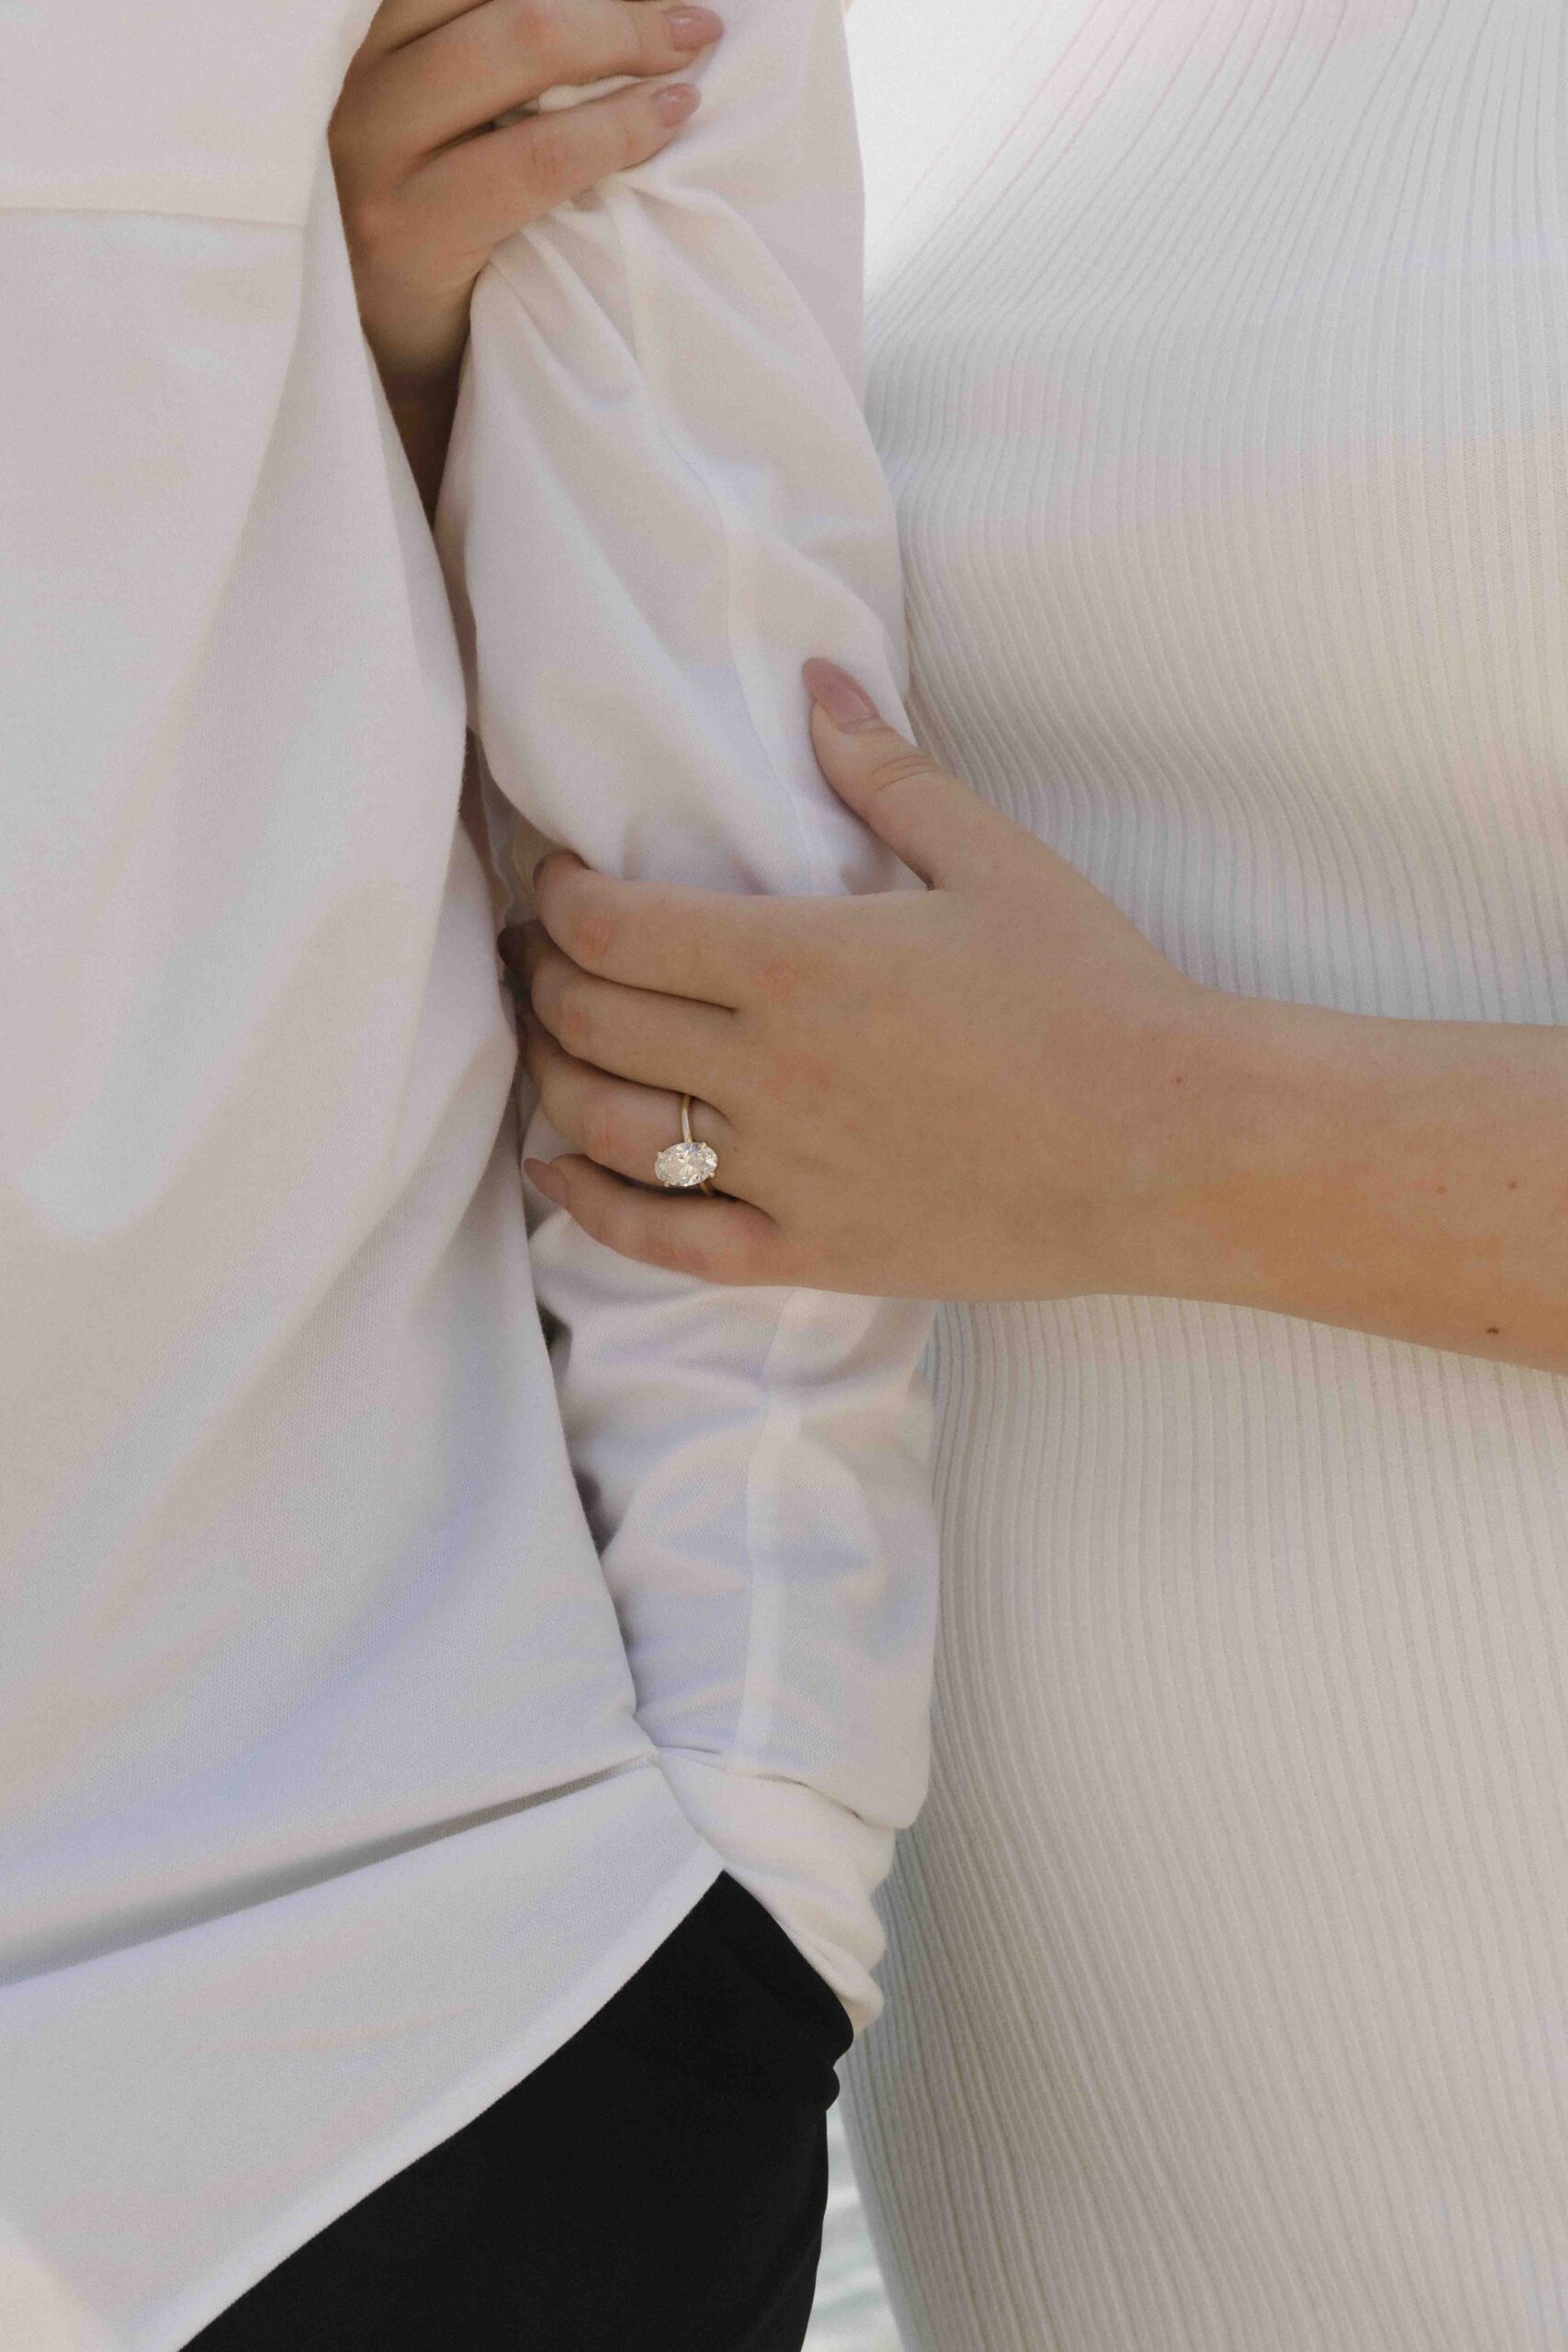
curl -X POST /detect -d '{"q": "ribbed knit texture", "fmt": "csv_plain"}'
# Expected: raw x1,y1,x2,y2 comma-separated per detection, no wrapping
840,4,1568,2345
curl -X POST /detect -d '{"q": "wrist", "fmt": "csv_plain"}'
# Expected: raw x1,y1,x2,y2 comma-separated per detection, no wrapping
1110,986,1339,1307
352,275,470,509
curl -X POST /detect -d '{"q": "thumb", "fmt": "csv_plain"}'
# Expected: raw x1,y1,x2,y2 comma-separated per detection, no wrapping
802,659,999,886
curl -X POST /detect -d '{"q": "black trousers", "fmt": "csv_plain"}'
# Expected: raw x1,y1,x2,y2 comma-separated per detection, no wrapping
188,1875,852,2352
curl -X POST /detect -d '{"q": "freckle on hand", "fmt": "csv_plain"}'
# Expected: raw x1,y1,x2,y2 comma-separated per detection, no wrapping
1486,1326,1501,1337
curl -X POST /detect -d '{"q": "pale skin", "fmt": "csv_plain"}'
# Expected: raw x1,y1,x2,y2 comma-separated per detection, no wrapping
333,32,1568,1376
505,661,1568,1375
330,0,723,507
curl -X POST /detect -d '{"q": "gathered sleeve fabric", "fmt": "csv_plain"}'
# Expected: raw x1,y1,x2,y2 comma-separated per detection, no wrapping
440,0,938,2024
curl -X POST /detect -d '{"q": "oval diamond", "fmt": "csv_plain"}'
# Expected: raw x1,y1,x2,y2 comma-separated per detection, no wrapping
654,1138,719,1189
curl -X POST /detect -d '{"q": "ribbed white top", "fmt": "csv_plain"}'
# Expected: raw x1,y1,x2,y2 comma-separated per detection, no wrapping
840,4,1568,2345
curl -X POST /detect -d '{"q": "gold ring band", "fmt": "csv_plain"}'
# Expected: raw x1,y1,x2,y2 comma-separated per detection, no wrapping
682,1095,716,1196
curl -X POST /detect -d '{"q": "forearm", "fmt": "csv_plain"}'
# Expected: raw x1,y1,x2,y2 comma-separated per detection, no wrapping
1145,992,1568,1373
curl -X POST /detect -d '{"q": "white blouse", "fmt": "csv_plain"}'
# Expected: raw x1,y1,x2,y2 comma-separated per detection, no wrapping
0,5,934,2346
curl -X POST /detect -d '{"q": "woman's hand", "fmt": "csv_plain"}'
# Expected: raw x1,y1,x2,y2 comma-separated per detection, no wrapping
331,0,719,502
511,659,1223,1303
511,661,1568,1371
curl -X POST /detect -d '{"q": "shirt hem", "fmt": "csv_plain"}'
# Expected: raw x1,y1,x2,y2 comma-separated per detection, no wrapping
2,1769,720,2352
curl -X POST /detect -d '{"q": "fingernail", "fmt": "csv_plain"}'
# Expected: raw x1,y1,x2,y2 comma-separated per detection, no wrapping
665,7,722,49
654,82,702,124
525,1159,567,1204
803,657,881,731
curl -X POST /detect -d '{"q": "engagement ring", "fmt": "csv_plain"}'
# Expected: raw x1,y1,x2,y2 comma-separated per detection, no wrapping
654,1096,718,1192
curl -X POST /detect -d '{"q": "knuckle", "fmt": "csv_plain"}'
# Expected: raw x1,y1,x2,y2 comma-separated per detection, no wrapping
532,1059,570,1132
533,851,575,905
506,0,558,56
525,959,560,1028
674,1217,740,1284
867,748,937,794
570,1184,615,1247
610,93,653,171
761,1210,819,1289
553,978,598,1057
739,1211,795,1285
772,1041,833,1101
645,1220,697,1276
602,94,649,175
557,885,618,974
520,115,577,198
578,1094,622,1169
632,6,678,67
589,1191,636,1252
341,189,399,266
712,1230,754,1283
765,1236,809,1287
326,71,374,158
752,951,803,1011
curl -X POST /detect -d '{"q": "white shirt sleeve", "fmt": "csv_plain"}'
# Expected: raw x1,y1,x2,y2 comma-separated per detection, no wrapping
439,0,937,2024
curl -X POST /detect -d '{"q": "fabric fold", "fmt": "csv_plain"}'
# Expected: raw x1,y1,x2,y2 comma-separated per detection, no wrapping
441,0,940,2027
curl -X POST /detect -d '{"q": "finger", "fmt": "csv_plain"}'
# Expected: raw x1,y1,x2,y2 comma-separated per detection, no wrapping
373,0,720,156
529,855,795,1006
802,659,1010,889
525,1156,790,1286
521,928,738,1092
394,78,698,260
520,1015,746,1193
400,75,698,254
